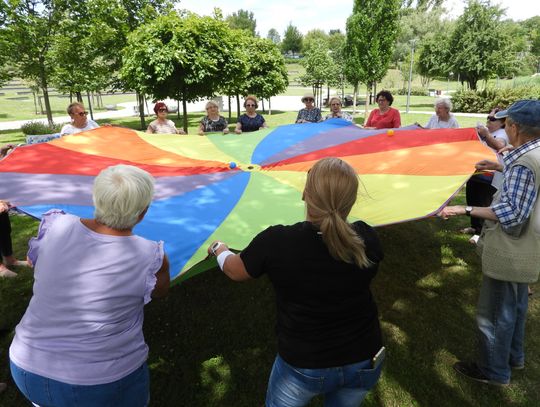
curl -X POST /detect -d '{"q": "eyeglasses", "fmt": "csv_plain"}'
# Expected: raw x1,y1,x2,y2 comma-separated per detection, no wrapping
245,104,256,107
74,111,88,117
377,99,387,103
158,108,168,113
304,98,314,102
487,116,499,122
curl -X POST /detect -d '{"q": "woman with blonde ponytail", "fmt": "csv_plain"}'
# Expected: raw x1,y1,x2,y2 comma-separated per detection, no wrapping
208,157,384,407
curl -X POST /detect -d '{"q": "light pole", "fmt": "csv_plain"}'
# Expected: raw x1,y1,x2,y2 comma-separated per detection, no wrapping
406,39,417,114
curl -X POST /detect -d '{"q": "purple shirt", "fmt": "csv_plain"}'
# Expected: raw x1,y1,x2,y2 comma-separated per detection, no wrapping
10,210,164,385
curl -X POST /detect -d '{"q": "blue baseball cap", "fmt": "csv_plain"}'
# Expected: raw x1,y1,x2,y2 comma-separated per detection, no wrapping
494,99,540,127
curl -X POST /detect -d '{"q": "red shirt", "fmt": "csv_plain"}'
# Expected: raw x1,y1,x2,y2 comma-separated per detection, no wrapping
365,107,401,129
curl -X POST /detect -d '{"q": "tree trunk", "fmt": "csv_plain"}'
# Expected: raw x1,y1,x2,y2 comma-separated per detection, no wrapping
364,84,370,119
228,95,232,121
76,92,83,103
372,82,377,105
177,100,180,119
268,98,272,115
86,91,94,121
261,99,265,113
352,83,358,115
137,92,146,130
182,97,188,133
236,94,241,117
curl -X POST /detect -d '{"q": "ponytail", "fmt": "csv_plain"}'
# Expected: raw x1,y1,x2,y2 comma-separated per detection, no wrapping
304,158,371,268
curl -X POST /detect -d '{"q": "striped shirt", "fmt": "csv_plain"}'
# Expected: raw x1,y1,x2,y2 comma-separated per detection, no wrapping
492,138,540,229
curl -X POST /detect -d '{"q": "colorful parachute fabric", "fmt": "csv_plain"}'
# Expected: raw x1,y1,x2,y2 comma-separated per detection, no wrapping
0,120,495,281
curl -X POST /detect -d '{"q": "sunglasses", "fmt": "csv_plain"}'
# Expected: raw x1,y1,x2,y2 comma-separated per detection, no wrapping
487,116,499,122
75,111,88,117
158,108,168,112
245,104,256,107
304,98,314,102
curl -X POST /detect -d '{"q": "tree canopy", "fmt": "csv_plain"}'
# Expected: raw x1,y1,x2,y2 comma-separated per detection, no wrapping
281,23,303,56
267,28,280,45
226,9,256,37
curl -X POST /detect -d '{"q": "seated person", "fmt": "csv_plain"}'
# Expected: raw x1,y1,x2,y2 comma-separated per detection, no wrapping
424,98,459,129
296,93,322,123
198,101,229,135
324,97,353,122
147,102,186,134
60,102,100,135
365,91,401,129
235,96,267,134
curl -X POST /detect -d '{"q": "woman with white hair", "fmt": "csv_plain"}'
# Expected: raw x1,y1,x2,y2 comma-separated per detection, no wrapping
198,100,229,135
9,164,169,407
208,157,384,406
425,98,459,129
324,97,354,122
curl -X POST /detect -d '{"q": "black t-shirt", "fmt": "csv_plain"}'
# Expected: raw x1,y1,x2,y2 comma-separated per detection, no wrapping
240,221,383,368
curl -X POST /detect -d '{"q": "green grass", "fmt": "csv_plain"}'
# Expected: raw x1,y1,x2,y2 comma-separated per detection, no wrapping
1,192,539,406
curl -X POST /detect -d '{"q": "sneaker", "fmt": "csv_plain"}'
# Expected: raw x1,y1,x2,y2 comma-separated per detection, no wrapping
469,235,480,245
453,361,509,387
0,382,6,394
511,364,524,370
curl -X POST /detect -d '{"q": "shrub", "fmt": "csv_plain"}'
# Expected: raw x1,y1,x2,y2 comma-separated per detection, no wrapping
20,121,62,135
452,87,540,113
395,87,429,96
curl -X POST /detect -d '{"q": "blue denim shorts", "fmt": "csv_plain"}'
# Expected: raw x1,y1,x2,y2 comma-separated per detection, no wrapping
10,359,150,407
266,353,384,407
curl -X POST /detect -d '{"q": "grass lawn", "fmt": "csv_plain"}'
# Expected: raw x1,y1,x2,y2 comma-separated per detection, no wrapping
1,192,539,406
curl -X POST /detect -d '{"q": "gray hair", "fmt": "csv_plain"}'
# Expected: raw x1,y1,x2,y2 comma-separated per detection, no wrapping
67,102,85,115
435,98,452,111
93,165,155,230
205,100,219,110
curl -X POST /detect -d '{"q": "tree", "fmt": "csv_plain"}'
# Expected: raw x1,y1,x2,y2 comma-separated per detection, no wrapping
448,0,516,90
299,41,337,107
345,0,400,115
416,34,451,86
267,28,280,45
243,38,288,114
303,29,328,54
226,9,256,36
121,12,248,131
2,0,70,125
281,23,303,56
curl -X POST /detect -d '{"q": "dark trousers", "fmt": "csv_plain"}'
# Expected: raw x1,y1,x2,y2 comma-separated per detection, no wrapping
0,211,13,257
465,177,496,234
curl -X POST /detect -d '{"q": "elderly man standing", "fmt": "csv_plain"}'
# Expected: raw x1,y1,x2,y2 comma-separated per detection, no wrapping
60,102,100,135
439,99,540,386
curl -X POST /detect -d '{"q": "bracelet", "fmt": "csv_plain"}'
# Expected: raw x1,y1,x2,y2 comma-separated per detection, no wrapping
217,250,234,270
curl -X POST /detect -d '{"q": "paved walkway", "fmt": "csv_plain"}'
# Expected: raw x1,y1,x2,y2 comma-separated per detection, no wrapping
0,95,486,131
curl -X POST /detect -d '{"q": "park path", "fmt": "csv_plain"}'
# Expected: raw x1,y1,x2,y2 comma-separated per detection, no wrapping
0,95,485,131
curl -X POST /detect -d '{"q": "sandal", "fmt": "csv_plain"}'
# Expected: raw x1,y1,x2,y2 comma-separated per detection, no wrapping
460,227,476,234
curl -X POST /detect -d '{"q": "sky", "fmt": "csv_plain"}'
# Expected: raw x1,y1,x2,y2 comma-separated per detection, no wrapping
176,0,540,38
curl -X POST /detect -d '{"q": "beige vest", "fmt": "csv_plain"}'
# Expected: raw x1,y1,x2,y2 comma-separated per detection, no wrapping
477,146,540,283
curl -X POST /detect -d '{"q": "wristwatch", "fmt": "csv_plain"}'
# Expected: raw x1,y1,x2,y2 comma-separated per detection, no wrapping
465,206,473,216
211,241,223,256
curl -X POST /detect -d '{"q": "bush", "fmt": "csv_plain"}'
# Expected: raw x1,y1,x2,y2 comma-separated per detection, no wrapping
20,121,62,135
395,87,429,96
452,87,540,113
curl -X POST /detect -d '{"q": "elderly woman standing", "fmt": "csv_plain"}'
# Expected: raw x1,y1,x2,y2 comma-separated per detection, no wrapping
198,101,229,135
10,164,169,407
296,93,322,123
147,102,185,134
235,95,268,134
365,91,401,129
208,157,385,406
425,98,459,128
324,97,353,122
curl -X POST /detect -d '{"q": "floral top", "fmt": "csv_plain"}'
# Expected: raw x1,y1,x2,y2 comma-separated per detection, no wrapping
237,113,266,132
296,108,322,123
200,116,228,132
324,111,354,123
148,119,178,134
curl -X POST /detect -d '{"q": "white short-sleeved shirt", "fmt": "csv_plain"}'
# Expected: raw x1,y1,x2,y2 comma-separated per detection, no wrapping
60,119,100,135
425,114,459,129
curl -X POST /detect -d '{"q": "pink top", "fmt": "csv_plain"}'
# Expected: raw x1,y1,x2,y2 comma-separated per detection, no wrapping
10,210,164,385
365,107,401,129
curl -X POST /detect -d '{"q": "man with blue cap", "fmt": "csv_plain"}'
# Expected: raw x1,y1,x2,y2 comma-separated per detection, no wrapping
439,99,540,386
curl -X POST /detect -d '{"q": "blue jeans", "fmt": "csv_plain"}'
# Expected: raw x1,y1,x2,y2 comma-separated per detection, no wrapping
10,360,150,407
476,275,529,384
265,354,384,407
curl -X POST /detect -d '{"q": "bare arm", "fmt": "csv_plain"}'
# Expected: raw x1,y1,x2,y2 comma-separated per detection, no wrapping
198,123,205,136
476,159,503,173
146,125,154,134
438,205,498,222
151,254,170,299
235,122,242,134
207,241,251,281
477,127,506,151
